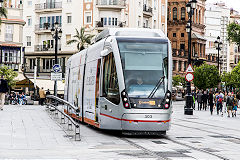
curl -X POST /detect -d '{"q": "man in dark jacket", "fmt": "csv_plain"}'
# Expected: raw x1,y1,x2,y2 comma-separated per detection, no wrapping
202,91,208,111
0,77,9,110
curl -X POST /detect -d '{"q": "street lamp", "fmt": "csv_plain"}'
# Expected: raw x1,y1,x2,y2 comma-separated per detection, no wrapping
214,36,223,74
184,0,197,115
51,22,62,96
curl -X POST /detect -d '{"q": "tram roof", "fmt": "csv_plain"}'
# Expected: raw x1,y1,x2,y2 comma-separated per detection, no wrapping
94,28,167,43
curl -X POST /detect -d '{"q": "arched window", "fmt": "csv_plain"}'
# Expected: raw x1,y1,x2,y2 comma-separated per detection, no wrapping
167,8,170,20
173,7,177,20
181,7,185,20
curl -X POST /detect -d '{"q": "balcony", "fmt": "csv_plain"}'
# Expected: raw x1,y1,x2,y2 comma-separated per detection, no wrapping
35,2,62,13
24,66,65,74
172,49,187,58
95,21,124,31
143,4,153,17
35,23,62,34
96,0,126,10
34,44,61,52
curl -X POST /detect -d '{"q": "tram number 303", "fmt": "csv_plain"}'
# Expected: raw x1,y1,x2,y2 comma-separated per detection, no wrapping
144,115,153,118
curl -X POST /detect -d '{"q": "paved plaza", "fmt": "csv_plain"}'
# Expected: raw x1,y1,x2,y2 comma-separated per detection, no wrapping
0,101,239,160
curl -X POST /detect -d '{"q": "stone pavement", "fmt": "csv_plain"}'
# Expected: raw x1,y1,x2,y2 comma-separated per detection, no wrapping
0,102,239,159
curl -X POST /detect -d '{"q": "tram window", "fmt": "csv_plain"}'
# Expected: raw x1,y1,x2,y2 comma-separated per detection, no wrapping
102,52,120,105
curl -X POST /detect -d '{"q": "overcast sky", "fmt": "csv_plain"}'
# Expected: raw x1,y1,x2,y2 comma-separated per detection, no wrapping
206,0,240,12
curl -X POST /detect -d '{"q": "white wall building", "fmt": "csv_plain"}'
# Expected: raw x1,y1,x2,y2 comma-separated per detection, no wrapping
205,3,230,73
22,0,168,84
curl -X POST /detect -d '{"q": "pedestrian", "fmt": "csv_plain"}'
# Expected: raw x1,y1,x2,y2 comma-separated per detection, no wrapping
216,91,223,115
0,76,9,110
197,91,203,110
202,91,208,111
208,91,214,115
39,87,46,106
46,89,51,104
19,92,26,105
226,92,234,117
233,94,238,117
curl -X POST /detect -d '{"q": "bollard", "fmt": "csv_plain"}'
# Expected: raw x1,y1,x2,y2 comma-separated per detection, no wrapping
68,121,73,130
61,113,65,124
75,125,81,141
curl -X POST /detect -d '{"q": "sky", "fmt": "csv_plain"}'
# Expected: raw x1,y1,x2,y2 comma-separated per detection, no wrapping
206,0,240,13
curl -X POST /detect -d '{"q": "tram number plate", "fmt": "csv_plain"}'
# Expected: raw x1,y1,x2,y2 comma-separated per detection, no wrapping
144,115,152,118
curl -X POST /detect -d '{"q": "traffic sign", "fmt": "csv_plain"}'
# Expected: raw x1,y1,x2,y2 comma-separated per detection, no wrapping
51,72,62,81
185,72,194,82
186,64,194,73
52,64,61,73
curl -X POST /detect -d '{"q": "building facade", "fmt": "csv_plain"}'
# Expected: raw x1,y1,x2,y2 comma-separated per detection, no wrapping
167,0,217,76
205,3,230,73
0,0,25,72
229,9,240,72
23,0,168,81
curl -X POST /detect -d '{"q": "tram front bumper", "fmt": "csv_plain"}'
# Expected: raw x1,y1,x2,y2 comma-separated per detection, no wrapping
121,113,171,131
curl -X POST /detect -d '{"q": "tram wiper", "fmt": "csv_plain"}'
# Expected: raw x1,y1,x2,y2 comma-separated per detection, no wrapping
147,76,165,99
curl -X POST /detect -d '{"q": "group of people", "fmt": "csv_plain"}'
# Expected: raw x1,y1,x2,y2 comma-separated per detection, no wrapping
7,92,27,105
192,90,239,117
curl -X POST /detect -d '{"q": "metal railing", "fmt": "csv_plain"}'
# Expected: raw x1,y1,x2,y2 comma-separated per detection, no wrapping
96,0,126,6
96,21,124,28
34,44,61,52
46,95,80,141
35,2,62,10
24,65,65,73
143,4,152,13
35,23,62,31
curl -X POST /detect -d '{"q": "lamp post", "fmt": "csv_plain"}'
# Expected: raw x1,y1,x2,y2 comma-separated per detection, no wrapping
51,22,62,96
214,36,223,74
185,0,197,115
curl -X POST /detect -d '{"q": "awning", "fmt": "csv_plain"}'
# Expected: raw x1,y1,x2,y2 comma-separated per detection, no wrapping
15,78,34,88
192,33,206,41
14,72,26,81
30,79,65,94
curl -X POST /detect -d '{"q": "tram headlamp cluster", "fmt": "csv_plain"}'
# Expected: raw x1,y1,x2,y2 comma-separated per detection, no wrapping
164,91,171,109
121,90,130,109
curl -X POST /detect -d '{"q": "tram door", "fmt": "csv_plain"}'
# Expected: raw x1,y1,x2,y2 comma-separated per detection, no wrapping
95,59,101,123
99,52,121,129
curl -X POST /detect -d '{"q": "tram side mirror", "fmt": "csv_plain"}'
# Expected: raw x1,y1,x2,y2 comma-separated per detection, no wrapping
100,49,110,57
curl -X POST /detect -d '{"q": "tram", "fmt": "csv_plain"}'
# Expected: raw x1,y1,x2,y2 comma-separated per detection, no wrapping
64,28,173,134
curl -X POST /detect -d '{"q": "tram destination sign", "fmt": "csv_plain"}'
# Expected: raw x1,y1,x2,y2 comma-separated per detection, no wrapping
51,72,62,81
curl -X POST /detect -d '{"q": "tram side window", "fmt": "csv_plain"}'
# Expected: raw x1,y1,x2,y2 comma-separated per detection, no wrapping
102,52,120,105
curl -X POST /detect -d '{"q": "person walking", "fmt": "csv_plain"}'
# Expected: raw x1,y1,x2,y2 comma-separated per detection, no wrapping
216,92,223,115
233,94,238,117
208,91,214,115
202,91,208,111
39,87,46,106
0,76,9,110
226,92,234,117
197,91,203,110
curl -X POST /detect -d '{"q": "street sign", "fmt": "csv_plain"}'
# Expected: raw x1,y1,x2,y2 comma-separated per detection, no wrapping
185,72,194,82
186,64,194,73
51,72,62,81
52,64,61,73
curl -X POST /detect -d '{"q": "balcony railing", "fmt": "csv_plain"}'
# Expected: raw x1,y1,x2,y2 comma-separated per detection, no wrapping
96,21,124,28
96,0,125,6
34,44,61,52
35,2,62,10
172,49,187,58
35,23,62,31
143,4,152,14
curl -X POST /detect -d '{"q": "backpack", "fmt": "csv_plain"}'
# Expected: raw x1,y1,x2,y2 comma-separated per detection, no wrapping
217,96,223,103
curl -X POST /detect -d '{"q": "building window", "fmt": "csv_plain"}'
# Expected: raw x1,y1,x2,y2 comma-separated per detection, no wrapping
173,33,176,37
67,0,72,2
181,7,185,20
5,24,13,42
27,17,32,26
180,44,185,50
27,1,32,6
173,60,176,71
27,36,31,46
198,10,201,23
154,0,157,10
162,5,165,16
67,15,72,23
178,61,182,71
173,7,177,20
29,59,36,69
66,34,71,45
167,8,170,20
181,33,184,37
85,12,92,24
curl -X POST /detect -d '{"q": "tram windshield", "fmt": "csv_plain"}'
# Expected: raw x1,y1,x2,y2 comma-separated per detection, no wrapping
117,38,168,99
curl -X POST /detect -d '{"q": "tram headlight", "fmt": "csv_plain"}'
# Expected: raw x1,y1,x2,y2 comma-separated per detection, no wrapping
166,99,170,103
123,98,128,102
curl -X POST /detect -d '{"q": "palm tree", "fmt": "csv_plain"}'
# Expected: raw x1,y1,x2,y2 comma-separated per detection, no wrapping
67,27,94,51
0,2,7,25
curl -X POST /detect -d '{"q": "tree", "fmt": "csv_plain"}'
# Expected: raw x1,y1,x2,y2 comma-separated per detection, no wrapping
0,1,7,25
67,27,94,51
230,62,240,88
0,65,18,87
173,75,186,88
227,22,240,45
221,71,233,88
193,63,221,90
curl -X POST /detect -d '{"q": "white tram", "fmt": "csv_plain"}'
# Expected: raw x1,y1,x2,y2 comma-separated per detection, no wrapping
64,28,173,134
